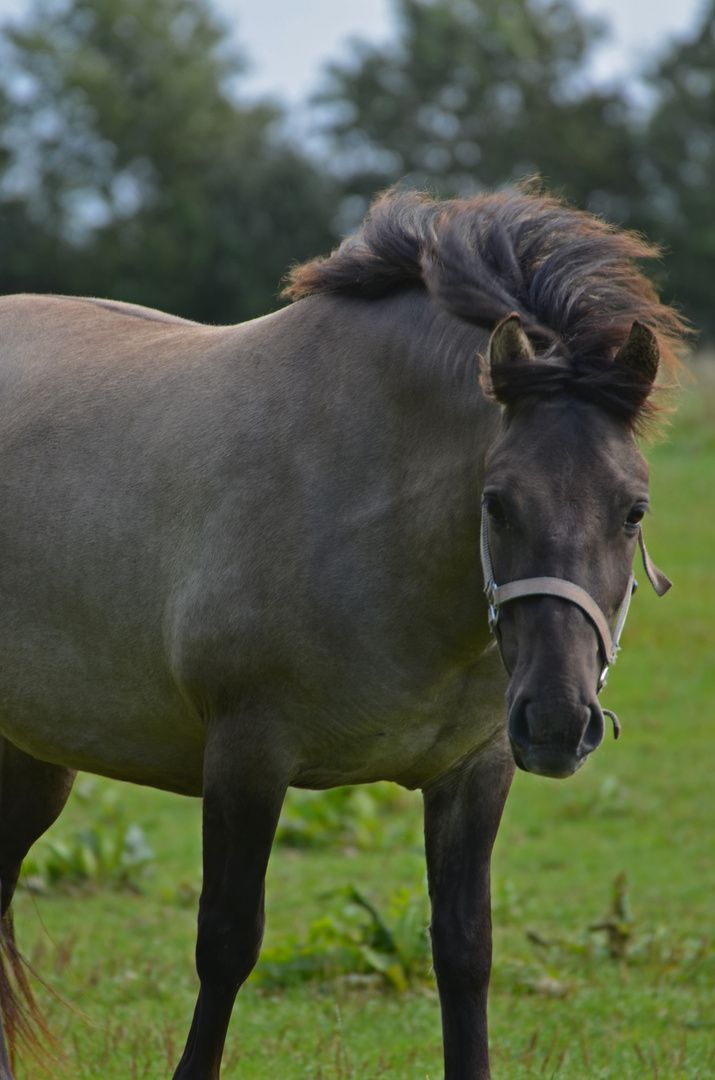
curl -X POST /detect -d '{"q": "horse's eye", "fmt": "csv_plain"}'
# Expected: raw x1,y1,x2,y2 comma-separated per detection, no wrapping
484,495,507,526
624,505,646,529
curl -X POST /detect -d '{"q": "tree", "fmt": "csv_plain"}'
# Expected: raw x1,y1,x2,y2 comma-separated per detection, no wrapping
0,0,338,322
636,1,715,336
314,0,641,222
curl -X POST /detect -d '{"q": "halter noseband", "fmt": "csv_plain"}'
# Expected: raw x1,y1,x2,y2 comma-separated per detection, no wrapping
480,508,672,718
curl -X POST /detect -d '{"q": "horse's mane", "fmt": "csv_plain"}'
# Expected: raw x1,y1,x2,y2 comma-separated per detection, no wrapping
283,187,690,431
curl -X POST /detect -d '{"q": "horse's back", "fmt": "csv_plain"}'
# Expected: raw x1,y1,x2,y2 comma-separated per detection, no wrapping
0,292,233,369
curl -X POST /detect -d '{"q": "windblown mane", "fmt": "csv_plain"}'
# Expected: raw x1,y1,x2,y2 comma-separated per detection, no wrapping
284,187,690,431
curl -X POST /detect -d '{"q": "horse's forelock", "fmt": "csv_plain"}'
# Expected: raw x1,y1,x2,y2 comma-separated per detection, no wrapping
480,354,665,433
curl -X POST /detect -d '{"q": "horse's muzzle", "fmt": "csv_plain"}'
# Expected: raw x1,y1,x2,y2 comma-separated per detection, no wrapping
507,697,605,778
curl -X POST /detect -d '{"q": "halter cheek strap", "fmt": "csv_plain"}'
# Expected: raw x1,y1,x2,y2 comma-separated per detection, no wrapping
480,510,672,703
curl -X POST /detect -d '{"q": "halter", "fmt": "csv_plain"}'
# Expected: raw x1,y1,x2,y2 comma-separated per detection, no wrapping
479,508,672,733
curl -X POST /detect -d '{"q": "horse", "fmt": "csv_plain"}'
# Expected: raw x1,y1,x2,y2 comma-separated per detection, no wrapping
0,187,687,1079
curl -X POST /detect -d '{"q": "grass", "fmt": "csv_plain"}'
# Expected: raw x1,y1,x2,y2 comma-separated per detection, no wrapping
10,373,715,1079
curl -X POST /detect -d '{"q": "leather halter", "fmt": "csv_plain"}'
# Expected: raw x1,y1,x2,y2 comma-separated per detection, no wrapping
480,508,672,700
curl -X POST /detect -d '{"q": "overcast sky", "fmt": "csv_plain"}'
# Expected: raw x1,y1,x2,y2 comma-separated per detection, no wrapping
0,0,707,104
213,0,707,103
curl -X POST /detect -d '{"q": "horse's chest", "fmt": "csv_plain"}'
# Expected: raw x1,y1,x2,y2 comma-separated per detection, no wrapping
290,642,507,789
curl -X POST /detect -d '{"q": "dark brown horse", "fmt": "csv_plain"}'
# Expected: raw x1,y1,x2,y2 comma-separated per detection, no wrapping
0,188,686,1079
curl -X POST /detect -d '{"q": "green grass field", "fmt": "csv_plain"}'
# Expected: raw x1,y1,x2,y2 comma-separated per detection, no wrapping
11,373,715,1079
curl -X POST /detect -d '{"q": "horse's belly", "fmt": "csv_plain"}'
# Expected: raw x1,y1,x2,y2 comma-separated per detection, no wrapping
0,713,206,796
0,664,206,796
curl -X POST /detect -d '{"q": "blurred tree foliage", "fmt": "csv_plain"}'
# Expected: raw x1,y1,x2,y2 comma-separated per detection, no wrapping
0,0,338,322
316,0,715,336
635,2,715,336
315,0,641,220
0,0,713,336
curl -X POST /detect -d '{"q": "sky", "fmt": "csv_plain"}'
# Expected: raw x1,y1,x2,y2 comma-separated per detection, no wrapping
0,0,707,105
211,0,707,103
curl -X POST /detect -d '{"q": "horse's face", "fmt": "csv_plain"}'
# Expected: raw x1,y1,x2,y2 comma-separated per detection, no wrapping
483,399,648,777
481,318,658,779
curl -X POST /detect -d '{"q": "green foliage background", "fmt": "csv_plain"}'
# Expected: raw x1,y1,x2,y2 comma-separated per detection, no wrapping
1,0,715,332
11,374,715,1078
0,0,337,322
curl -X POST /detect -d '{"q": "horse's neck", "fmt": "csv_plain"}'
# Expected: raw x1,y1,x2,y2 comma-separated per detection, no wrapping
296,287,496,543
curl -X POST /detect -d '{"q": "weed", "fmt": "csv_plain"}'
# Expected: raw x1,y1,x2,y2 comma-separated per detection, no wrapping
589,872,633,959
276,783,422,852
254,883,432,992
21,780,154,893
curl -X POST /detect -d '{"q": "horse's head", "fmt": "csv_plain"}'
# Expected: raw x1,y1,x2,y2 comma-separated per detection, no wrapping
481,315,671,779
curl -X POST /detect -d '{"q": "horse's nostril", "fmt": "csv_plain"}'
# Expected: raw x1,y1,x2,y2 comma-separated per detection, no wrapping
508,697,604,757
580,704,605,756
508,698,532,750
507,697,603,778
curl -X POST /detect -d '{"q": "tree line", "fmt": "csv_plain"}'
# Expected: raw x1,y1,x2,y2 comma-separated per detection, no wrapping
1,0,713,336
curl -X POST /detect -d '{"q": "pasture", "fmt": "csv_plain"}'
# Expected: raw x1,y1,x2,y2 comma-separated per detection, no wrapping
12,372,715,1079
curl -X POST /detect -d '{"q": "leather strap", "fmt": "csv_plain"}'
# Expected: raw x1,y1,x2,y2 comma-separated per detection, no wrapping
489,575,628,666
480,510,670,687
639,528,672,596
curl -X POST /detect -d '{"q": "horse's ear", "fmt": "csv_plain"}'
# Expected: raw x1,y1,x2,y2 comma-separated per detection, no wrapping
614,321,659,385
487,313,535,372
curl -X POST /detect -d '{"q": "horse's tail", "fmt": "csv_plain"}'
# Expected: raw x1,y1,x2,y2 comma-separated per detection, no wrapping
0,908,60,1075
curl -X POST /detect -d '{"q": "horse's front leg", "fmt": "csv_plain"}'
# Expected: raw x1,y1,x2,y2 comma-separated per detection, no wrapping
172,716,291,1080
423,736,514,1080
